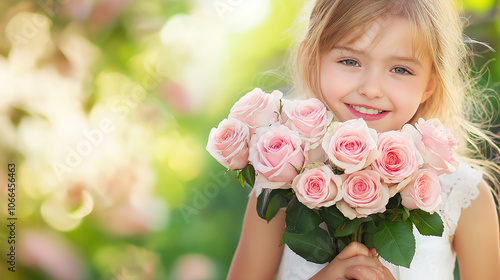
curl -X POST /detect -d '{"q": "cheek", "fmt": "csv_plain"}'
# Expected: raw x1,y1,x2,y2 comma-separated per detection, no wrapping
388,80,427,112
320,68,356,105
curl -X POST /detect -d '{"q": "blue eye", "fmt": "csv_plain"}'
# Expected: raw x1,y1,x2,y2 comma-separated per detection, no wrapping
340,59,359,67
392,67,412,75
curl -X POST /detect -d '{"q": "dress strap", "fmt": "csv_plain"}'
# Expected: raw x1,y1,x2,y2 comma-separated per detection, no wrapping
438,163,483,235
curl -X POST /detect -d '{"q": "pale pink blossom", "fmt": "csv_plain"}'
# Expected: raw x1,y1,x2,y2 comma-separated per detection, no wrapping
372,131,423,194
249,123,304,189
40,184,94,231
402,118,458,174
292,164,343,209
206,118,250,170
97,199,167,236
322,119,378,174
337,170,390,219
229,88,282,132
282,98,333,149
174,254,216,280
20,230,86,280
401,168,442,213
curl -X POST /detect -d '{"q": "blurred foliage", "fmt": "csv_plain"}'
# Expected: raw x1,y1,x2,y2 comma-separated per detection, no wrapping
0,0,498,280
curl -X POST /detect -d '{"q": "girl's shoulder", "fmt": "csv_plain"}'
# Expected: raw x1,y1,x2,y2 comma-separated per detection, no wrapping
438,161,484,235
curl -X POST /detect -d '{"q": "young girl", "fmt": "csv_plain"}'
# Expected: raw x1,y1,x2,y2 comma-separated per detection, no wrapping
227,0,500,279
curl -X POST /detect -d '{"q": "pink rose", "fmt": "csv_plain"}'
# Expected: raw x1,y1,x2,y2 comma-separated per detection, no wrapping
401,168,442,213
337,170,390,219
249,123,305,189
402,118,458,174
322,119,379,174
206,118,250,170
282,98,333,149
229,88,282,132
371,131,423,194
292,164,343,209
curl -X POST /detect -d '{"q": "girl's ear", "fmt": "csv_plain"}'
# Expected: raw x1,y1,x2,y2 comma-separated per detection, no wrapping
421,71,436,103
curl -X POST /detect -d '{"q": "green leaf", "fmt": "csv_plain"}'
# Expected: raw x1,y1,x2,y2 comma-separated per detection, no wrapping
365,220,378,234
241,165,256,188
403,218,413,231
283,227,335,264
362,220,378,250
386,193,402,210
286,198,322,234
402,207,410,222
334,237,349,255
256,189,291,222
374,220,415,268
409,210,444,236
319,205,346,229
334,217,371,237
279,236,286,247
330,164,344,175
289,162,302,175
363,231,375,248
236,171,245,188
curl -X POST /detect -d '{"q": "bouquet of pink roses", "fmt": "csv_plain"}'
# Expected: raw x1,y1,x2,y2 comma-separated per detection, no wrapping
206,88,458,267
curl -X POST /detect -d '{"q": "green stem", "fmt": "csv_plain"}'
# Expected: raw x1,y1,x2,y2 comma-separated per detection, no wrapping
352,222,365,243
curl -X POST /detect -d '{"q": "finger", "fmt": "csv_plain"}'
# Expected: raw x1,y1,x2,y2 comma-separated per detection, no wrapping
369,248,378,257
342,255,381,270
372,255,384,267
370,256,394,279
345,265,384,280
337,242,371,260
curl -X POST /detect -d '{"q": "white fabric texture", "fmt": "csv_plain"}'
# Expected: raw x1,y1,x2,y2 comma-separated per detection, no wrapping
253,162,483,279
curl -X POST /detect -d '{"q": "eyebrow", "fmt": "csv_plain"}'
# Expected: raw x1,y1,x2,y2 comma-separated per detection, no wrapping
332,45,423,68
334,46,364,55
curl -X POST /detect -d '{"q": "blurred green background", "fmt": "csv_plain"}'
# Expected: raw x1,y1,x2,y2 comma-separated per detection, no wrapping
0,0,498,279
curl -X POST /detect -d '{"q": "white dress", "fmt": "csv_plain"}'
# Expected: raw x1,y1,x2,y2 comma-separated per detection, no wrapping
254,163,483,280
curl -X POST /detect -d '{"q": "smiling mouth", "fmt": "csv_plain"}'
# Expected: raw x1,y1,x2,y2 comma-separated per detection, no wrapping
349,104,386,115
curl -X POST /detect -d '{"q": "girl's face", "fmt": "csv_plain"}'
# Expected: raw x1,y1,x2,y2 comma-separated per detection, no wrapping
319,16,435,132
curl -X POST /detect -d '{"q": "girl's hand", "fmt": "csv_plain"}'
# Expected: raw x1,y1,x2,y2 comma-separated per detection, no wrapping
369,248,396,280
310,242,393,280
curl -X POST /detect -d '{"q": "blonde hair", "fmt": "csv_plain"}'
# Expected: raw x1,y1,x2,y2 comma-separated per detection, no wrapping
291,0,500,193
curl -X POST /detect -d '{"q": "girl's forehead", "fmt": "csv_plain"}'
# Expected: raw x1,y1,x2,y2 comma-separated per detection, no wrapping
348,18,385,50
335,15,430,61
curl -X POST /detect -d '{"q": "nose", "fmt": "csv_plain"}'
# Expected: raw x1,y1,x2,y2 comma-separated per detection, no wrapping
358,69,384,99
